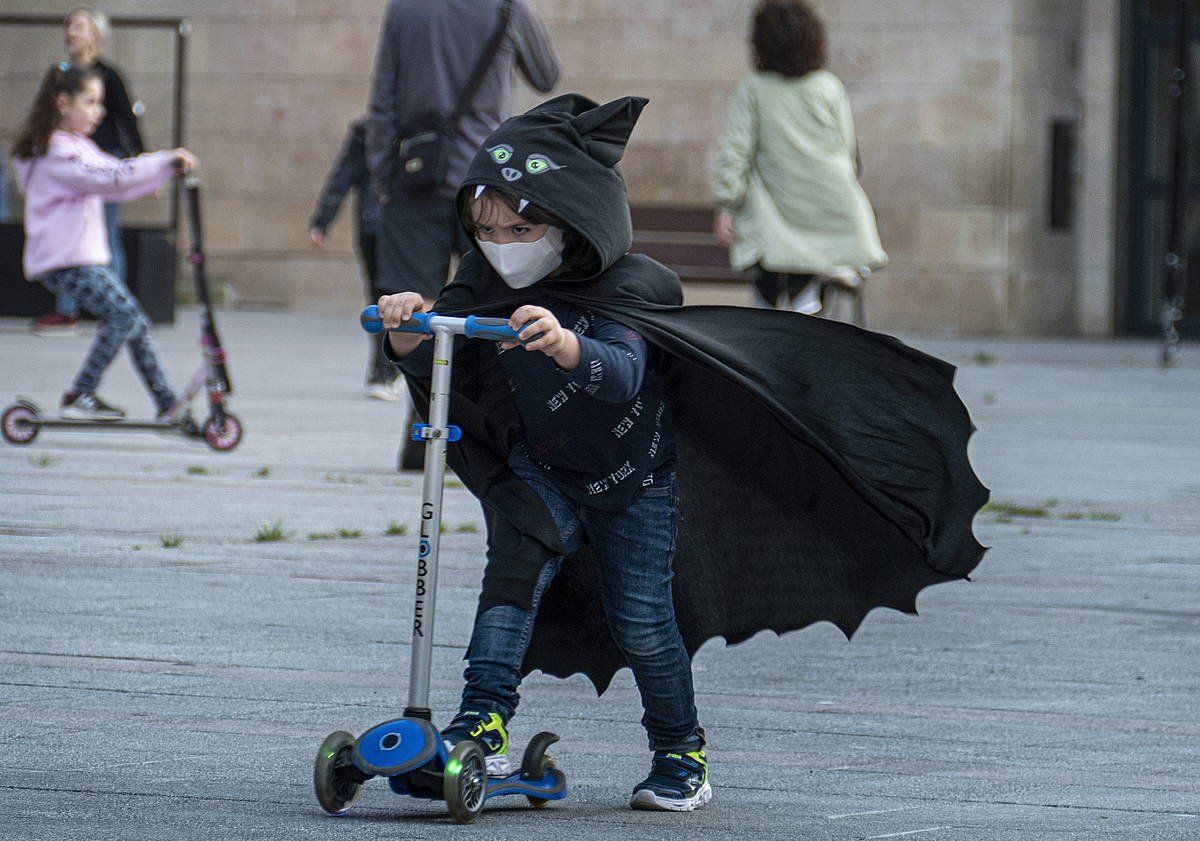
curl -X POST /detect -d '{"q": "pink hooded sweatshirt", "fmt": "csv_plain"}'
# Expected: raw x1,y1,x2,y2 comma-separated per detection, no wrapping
13,130,175,280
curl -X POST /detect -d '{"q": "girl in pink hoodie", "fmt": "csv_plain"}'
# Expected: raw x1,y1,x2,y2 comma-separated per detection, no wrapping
12,62,197,421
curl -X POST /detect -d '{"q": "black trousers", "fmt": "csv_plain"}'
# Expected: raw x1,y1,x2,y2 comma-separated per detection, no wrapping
358,231,392,384
375,192,470,471
754,267,816,309
376,191,472,298
369,192,470,384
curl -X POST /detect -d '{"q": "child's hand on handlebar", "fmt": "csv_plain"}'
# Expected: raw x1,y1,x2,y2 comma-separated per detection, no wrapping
505,305,580,369
378,292,433,331
172,148,199,173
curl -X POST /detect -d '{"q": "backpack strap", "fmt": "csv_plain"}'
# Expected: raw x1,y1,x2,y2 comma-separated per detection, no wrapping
445,0,513,135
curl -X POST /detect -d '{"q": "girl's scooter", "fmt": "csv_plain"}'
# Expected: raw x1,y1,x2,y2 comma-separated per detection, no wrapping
312,305,567,825
1,174,243,452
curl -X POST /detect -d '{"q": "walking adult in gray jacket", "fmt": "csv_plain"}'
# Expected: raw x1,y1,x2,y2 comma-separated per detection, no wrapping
366,0,559,300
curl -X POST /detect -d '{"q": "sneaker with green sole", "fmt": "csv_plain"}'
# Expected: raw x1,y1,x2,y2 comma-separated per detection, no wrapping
441,710,511,777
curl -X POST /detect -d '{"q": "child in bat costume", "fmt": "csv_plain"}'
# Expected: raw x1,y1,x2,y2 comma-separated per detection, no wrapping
379,94,988,812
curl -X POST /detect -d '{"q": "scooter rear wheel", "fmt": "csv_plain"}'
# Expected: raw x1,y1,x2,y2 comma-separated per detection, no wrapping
525,757,557,808
314,731,363,816
521,732,561,809
203,412,243,451
2,403,40,445
443,740,487,824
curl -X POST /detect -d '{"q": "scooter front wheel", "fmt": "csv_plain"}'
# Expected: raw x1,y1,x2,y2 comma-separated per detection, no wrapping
203,412,243,451
2,403,40,445
314,731,363,816
443,740,487,824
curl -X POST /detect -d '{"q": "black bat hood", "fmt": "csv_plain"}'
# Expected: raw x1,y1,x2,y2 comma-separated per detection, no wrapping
458,94,648,281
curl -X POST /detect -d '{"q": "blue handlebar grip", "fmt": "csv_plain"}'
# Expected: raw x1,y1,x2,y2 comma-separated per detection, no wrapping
360,305,435,335
360,304,384,334
464,315,521,343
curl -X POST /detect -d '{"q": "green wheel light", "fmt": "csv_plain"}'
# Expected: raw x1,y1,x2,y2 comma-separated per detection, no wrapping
445,758,462,775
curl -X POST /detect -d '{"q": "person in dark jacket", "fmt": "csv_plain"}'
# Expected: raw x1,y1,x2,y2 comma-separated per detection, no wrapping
366,0,559,466
309,118,393,399
365,0,559,300
33,5,146,336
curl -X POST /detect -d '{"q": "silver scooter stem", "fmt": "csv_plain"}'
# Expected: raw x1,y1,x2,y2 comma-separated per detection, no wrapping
406,325,455,713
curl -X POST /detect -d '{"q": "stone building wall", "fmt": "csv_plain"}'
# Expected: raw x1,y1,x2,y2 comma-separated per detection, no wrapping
0,0,1121,335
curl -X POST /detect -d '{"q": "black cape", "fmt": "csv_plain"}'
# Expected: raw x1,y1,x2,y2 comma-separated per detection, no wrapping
399,94,989,693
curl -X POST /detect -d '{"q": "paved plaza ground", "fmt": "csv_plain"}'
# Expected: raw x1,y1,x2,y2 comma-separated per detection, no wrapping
1,306,1197,840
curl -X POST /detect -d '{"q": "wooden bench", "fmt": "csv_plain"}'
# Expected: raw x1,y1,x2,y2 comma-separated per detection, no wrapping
631,205,866,326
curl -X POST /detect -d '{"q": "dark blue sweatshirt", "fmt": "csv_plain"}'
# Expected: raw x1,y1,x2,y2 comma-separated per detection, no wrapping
498,297,674,510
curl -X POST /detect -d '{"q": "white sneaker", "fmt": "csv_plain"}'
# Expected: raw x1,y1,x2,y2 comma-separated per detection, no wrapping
60,392,125,420
365,380,399,401
441,740,512,778
791,281,823,315
823,267,865,289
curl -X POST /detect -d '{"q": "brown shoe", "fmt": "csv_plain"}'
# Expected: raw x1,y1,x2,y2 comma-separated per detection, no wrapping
32,311,80,336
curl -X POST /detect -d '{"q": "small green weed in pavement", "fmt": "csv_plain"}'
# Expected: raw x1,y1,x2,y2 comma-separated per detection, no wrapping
309,528,363,540
252,466,271,478
984,500,1120,525
973,351,996,365
454,523,479,534
29,454,58,468
1062,511,1121,522
161,534,184,548
325,473,366,485
255,521,290,542
385,522,408,536
186,465,210,476
982,502,1050,518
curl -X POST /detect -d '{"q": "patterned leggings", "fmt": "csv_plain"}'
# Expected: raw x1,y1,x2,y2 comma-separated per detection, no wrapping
40,265,176,412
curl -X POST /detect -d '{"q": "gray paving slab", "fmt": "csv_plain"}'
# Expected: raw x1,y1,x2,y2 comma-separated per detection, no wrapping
1,309,1198,840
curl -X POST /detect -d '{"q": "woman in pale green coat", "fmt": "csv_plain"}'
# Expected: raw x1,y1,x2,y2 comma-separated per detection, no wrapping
713,0,886,311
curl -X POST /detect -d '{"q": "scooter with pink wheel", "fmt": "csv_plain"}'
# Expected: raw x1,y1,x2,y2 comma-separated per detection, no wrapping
1,173,243,452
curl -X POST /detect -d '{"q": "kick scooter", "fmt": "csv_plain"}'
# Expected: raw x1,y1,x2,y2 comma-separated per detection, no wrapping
1,172,243,452
312,305,567,825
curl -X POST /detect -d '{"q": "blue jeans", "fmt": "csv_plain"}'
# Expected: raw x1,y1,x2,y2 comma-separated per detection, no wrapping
55,203,123,318
40,265,176,412
460,453,702,752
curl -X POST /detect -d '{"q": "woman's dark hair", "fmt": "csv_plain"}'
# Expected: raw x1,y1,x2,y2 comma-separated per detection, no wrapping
12,62,101,159
751,0,827,78
458,187,597,276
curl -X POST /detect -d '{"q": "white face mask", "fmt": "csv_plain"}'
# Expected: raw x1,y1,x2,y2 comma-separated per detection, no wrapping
477,226,565,289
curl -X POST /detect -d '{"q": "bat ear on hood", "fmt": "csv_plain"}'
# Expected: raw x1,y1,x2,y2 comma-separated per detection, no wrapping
570,96,649,168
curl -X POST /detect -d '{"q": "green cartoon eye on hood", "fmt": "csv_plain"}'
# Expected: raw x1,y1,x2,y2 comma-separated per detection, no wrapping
488,144,514,164
525,154,564,174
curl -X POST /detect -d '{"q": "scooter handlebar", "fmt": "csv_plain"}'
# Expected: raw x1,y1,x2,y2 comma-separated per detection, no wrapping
360,305,522,343
360,305,428,335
